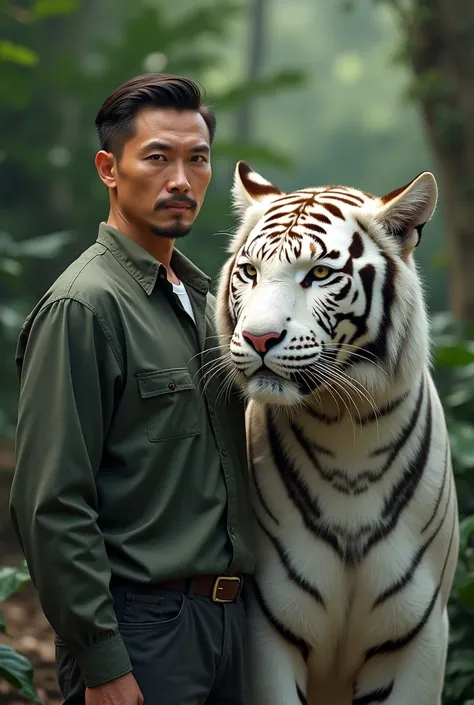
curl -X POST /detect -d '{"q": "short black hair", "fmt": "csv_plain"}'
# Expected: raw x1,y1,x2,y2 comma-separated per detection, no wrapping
95,73,216,157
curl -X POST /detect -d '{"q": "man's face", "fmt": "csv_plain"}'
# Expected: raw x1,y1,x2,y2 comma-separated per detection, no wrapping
105,106,212,238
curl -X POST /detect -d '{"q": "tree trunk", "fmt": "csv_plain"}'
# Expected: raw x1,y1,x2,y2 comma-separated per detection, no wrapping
400,0,474,322
235,0,267,141
44,0,98,222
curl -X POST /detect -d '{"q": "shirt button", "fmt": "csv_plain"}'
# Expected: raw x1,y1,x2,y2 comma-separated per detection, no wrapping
159,272,165,280
209,406,215,414
229,526,236,537
168,381,176,390
221,449,227,457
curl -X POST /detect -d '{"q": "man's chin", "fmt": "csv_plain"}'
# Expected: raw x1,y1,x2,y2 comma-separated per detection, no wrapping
149,223,193,240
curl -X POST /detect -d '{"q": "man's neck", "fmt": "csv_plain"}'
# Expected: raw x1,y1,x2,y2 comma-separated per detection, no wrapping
106,212,179,284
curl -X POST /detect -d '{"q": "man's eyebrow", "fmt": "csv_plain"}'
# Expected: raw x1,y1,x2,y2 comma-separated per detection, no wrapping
190,143,210,154
141,141,172,153
141,140,210,154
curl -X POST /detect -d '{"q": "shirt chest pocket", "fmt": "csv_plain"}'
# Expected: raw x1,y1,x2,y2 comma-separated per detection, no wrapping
136,368,201,443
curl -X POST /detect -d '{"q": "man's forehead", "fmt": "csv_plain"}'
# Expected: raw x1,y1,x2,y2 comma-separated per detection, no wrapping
132,106,210,146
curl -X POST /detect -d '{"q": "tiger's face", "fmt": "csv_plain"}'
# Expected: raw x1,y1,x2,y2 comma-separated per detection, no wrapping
216,162,438,407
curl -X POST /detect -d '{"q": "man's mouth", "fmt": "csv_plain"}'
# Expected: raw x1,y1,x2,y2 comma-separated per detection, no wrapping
164,202,191,213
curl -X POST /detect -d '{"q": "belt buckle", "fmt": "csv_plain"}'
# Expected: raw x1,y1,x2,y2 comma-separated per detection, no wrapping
212,576,241,603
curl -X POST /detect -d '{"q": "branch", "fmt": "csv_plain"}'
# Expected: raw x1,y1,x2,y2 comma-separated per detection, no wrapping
380,0,412,28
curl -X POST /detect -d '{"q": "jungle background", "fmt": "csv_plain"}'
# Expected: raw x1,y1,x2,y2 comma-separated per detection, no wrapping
1,0,474,703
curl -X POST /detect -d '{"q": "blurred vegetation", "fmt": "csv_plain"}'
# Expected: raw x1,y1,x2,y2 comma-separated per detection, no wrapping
0,560,40,703
431,315,474,704
0,0,473,703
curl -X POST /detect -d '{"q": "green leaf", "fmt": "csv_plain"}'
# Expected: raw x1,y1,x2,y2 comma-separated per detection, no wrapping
457,575,474,610
435,343,474,368
212,139,294,169
13,231,74,258
445,671,474,701
459,517,474,555
158,2,244,49
0,232,16,255
31,0,79,20
0,258,22,276
339,0,356,11
444,649,474,675
210,69,307,110
0,231,73,260
0,609,5,633
449,423,474,470
0,644,42,704
0,561,31,602
0,41,38,67
0,306,25,331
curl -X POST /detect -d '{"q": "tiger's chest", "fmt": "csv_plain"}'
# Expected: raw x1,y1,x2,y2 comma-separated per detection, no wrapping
247,386,452,676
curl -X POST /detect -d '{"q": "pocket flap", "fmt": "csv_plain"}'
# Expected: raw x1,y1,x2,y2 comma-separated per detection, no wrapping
136,368,195,398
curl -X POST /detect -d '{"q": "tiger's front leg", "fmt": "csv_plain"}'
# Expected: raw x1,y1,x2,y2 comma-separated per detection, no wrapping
248,588,308,705
352,604,449,705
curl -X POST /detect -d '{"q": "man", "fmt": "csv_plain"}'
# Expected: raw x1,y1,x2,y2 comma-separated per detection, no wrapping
9,73,255,705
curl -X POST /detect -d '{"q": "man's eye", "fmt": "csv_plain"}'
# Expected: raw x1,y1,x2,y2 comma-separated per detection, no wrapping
147,154,165,161
190,155,207,163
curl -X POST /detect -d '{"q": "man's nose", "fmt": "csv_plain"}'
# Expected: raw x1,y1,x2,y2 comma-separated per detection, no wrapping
166,163,191,193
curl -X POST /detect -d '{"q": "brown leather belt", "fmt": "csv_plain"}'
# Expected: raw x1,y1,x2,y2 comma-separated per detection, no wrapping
159,575,243,603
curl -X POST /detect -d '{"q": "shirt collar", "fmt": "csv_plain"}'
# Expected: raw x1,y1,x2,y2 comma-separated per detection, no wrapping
96,222,211,296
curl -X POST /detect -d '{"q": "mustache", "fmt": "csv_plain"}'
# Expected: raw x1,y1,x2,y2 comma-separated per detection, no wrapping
154,195,197,210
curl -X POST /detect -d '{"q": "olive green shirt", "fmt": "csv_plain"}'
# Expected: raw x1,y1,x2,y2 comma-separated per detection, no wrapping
9,223,255,688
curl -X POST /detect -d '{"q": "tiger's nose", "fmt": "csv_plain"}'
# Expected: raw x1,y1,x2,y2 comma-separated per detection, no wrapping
242,330,287,354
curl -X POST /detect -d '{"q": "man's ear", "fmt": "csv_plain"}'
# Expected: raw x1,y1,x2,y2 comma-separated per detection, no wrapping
375,171,438,259
95,151,117,190
232,161,284,216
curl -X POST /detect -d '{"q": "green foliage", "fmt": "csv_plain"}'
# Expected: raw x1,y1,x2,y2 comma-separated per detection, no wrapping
0,561,31,602
0,560,40,704
0,230,74,264
31,0,79,21
0,228,72,437
431,314,474,705
208,69,307,110
0,40,38,66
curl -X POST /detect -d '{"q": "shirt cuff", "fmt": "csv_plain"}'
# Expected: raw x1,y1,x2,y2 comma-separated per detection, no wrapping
74,633,132,687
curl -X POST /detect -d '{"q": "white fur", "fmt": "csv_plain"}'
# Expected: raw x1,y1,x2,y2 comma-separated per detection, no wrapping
215,163,459,705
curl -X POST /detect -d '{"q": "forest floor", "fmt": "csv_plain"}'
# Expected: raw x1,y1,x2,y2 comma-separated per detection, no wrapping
1,467,62,705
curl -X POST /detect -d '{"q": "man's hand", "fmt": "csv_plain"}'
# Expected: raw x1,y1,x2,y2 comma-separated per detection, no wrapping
85,672,144,705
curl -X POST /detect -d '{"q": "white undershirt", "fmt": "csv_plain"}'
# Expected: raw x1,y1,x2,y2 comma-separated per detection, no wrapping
172,280,196,324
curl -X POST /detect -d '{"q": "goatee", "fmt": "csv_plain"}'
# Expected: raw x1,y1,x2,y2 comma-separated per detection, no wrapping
151,195,197,239
149,223,192,239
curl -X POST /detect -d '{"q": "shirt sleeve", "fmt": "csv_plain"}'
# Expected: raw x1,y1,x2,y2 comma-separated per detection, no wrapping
9,296,132,687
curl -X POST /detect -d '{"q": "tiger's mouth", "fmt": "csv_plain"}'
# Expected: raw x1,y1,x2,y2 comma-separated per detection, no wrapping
247,368,285,388
244,368,306,406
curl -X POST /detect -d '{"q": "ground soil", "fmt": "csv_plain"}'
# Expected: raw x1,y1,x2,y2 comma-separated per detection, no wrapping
1,466,62,705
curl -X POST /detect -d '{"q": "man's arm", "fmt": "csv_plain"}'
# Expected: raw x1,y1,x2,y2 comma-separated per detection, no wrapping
9,296,132,688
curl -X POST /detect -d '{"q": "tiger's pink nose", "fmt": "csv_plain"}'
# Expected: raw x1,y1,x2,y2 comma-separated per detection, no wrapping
242,330,286,354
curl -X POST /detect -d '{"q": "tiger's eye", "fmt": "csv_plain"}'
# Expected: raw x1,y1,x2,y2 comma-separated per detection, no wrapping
312,265,330,279
243,263,257,279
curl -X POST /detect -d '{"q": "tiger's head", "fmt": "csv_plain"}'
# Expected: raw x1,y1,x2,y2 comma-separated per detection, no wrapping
215,161,438,407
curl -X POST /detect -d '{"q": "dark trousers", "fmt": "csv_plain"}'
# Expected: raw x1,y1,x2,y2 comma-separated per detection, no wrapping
55,581,251,705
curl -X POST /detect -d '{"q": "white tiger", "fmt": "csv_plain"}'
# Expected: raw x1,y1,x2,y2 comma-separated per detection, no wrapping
215,161,460,705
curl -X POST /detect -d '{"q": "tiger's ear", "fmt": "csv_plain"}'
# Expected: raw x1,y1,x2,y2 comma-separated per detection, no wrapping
232,161,284,216
375,172,438,259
